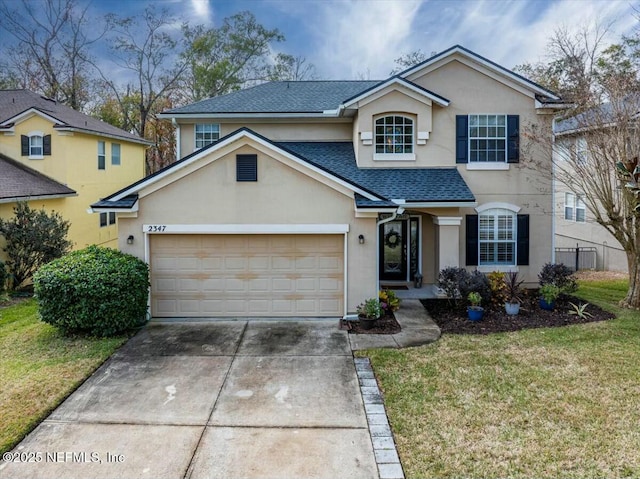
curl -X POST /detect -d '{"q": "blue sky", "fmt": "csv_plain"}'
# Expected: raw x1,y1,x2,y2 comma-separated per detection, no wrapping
71,0,640,79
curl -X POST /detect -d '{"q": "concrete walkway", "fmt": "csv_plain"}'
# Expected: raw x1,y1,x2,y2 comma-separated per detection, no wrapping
1,321,381,479
349,299,441,351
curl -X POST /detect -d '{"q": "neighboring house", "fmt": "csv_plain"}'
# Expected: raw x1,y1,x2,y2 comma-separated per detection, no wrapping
0,89,151,261
553,109,629,273
92,45,564,318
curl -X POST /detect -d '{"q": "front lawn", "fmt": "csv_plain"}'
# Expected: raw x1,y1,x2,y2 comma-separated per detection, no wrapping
0,299,129,454
364,278,640,478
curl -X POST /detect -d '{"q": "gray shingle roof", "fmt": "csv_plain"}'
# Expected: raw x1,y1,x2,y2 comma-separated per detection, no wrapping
0,153,76,201
0,89,151,145
275,141,475,203
163,81,381,114
91,194,138,209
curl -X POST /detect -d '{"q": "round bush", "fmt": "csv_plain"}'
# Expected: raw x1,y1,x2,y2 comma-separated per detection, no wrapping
33,245,149,337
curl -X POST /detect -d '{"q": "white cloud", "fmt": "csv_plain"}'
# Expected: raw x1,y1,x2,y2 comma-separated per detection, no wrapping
310,0,424,79
188,0,213,25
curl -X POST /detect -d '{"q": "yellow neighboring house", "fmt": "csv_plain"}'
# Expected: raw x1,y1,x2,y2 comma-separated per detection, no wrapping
0,89,151,261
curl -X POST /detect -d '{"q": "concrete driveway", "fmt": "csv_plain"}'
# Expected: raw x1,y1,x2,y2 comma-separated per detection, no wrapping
0,320,387,479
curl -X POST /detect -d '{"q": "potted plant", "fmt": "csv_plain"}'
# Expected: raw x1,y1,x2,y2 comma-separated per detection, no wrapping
467,291,484,321
503,271,524,315
539,284,561,310
357,298,382,330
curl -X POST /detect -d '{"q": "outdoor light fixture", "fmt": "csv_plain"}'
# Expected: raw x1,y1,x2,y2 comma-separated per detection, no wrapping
127,235,134,245
358,234,365,244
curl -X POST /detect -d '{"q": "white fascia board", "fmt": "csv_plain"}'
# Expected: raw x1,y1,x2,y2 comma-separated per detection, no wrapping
156,112,327,120
142,224,350,234
343,78,449,108
405,201,478,208
90,203,139,214
402,46,561,101
1,108,61,127
54,127,152,146
0,193,77,204
535,100,573,110
111,130,381,202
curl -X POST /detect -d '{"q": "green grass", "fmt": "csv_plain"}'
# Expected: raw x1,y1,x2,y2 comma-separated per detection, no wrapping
364,279,640,478
0,299,129,454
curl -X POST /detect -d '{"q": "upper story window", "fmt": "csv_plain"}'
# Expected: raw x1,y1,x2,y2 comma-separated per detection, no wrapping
478,208,517,266
21,132,51,159
375,116,414,154
195,123,220,149
565,192,586,222
469,115,506,162
456,115,519,167
98,141,106,170
575,136,588,164
111,143,121,165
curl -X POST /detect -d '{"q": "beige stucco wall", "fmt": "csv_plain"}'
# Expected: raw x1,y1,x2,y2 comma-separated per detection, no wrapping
118,142,378,313
0,115,146,260
178,121,352,158
353,88,433,168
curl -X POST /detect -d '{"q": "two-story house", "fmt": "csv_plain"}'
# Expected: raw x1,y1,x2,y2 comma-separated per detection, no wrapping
92,45,563,319
0,90,151,261
553,108,629,273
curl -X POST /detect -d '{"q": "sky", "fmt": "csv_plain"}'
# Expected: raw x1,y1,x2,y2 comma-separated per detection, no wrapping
8,0,640,81
85,0,639,80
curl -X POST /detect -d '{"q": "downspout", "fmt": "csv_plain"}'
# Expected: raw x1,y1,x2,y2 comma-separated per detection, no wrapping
171,118,180,162
343,204,405,321
551,118,557,263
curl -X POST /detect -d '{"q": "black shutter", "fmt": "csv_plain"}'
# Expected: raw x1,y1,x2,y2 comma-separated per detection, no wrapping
456,115,468,164
21,135,29,156
516,214,529,265
507,115,519,163
236,154,257,182
465,215,478,266
43,134,51,155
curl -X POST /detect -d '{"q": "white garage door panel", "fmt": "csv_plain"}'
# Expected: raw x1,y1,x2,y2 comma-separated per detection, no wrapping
150,234,344,317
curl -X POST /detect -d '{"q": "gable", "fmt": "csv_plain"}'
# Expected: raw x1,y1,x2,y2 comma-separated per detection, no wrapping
138,144,357,225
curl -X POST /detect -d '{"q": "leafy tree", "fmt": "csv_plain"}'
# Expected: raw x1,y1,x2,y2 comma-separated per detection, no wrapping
181,11,285,102
0,202,72,290
0,0,106,110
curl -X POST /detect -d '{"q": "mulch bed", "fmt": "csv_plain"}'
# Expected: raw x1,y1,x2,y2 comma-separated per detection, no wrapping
340,313,402,335
422,290,616,335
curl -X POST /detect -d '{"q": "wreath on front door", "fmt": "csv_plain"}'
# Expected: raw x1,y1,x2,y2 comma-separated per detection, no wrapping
384,228,400,249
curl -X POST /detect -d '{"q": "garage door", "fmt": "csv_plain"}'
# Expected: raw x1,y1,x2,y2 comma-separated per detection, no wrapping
150,234,344,317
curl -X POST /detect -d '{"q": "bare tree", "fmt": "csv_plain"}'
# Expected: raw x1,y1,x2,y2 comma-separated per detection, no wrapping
97,6,191,172
524,26,640,308
0,0,106,110
267,53,317,81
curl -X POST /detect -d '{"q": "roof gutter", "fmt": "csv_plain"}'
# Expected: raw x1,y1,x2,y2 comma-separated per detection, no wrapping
54,126,153,146
0,192,77,204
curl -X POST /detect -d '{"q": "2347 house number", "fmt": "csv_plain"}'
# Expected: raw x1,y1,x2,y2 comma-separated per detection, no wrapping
147,225,167,232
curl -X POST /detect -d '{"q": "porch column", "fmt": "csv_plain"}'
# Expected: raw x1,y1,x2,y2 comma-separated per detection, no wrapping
433,216,462,270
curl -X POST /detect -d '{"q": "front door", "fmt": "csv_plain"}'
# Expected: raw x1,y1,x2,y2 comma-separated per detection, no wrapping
379,220,407,281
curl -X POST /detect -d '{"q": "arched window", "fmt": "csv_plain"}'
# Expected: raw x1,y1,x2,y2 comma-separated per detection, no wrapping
375,116,413,154
478,208,517,265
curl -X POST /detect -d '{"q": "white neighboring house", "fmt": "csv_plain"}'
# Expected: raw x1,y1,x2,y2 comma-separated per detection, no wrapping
553,123,629,273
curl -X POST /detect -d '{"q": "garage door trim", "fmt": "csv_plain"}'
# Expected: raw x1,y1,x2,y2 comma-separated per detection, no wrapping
143,224,349,317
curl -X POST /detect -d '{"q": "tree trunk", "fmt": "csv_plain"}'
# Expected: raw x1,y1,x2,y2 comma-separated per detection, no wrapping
621,253,640,309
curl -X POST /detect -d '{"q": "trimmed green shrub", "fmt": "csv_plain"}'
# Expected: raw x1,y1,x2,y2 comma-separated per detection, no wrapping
438,267,491,306
33,245,149,337
538,262,578,293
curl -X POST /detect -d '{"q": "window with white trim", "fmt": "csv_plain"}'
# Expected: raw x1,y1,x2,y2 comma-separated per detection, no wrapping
469,114,506,162
98,141,106,170
375,116,413,154
478,208,516,265
111,143,121,165
99,212,116,228
564,193,586,222
195,123,220,149
575,136,588,164
29,135,43,156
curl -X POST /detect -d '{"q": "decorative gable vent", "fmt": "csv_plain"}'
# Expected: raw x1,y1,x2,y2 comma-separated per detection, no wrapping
236,154,258,182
